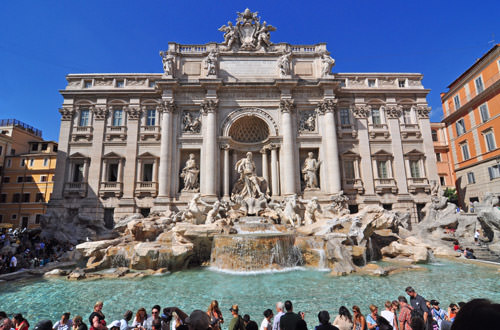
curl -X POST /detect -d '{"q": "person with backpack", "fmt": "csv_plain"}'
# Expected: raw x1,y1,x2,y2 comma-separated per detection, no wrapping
228,305,246,330
405,287,431,330
397,296,412,330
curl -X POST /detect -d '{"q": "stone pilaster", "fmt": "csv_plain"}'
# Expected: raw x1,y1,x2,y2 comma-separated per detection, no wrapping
352,105,375,195
121,106,141,199
87,105,108,199
51,106,75,200
416,105,439,182
157,100,175,199
279,98,297,195
270,144,280,197
200,99,218,197
385,105,409,194
221,144,230,199
317,99,341,194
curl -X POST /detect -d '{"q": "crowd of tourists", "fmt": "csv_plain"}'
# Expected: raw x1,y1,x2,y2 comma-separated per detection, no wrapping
1,287,499,330
0,228,73,274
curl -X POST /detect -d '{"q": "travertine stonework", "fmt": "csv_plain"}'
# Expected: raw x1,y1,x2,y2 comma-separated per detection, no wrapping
49,9,437,223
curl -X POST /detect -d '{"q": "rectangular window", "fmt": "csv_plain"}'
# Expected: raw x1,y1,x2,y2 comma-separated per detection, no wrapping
453,95,461,109
3,177,10,183
116,80,125,88
475,76,484,93
403,110,412,124
456,119,466,136
410,160,421,178
29,159,34,167
0,215,2,223
339,108,350,126
439,176,446,186
368,79,376,87
479,104,489,122
31,143,38,151
339,79,346,87
143,163,153,182
108,163,119,182
40,175,48,182
20,159,25,167
344,160,355,179
377,160,388,178
6,159,11,167
11,214,17,220
79,109,90,126
488,165,500,180
35,193,44,202
436,153,441,162
25,176,33,182
22,193,30,203
84,80,92,88
72,163,84,182
398,79,406,87
432,130,438,142
10,149,15,155
0,194,6,203
41,143,48,151
146,109,156,126
484,130,496,152
12,193,20,203
0,146,2,155
461,143,470,161
17,176,23,183
43,158,49,167
112,109,123,126
35,214,42,224
467,172,476,184
149,81,156,88
372,108,381,125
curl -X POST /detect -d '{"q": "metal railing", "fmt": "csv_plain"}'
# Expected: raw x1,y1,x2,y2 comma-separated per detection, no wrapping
0,119,42,137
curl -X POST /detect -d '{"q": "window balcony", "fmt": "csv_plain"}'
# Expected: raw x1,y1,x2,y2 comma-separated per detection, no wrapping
368,124,390,139
106,126,127,141
64,182,87,198
343,178,364,194
140,125,161,141
99,181,123,197
407,177,430,193
400,123,422,139
72,126,93,142
135,181,158,197
374,178,397,194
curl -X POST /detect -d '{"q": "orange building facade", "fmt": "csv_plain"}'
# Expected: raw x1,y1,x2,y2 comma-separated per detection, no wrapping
441,44,500,208
430,122,454,190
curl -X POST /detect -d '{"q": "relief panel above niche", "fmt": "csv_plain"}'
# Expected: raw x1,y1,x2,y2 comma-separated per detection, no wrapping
183,61,201,76
219,58,277,78
294,62,313,76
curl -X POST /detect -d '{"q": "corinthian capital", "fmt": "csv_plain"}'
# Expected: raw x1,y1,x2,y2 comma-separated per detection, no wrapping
200,99,219,114
316,99,337,115
158,100,176,113
59,106,75,121
279,98,295,113
92,106,109,120
416,105,431,119
385,105,402,119
350,104,370,119
126,106,142,120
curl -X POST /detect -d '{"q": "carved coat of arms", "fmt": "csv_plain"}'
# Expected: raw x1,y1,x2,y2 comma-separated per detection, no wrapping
218,8,276,51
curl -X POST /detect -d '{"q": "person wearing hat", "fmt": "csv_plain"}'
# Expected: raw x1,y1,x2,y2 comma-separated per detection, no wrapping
228,305,245,330
430,300,447,330
405,287,431,330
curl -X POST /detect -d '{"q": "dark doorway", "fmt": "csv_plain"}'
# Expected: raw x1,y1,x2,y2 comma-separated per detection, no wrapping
348,204,359,214
21,216,29,229
104,208,114,229
382,204,392,211
140,208,150,218
416,203,426,222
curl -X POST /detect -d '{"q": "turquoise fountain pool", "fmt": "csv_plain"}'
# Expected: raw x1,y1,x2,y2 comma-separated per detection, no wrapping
1,260,499,327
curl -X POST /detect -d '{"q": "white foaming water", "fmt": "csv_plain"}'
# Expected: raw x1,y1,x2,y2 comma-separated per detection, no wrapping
235,229,281,234
207,265,306,275
312,248,330,271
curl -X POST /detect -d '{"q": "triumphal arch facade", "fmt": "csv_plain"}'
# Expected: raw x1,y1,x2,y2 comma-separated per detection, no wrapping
50,9,438,222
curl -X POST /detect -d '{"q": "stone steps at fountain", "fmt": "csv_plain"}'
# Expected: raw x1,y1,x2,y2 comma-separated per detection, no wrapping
458,240,500,262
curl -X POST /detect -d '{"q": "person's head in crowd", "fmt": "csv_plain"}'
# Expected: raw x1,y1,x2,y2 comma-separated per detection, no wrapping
124,311,133,322
73,316,83,328
317,311,330,325
451,299,500,330
33,320,53,330
152,306,161,320
108,321,121,330
338,306,352,322
263,309,273,320
229,305,239,316
405,286,417,298
185,310,210,330
284,301,293,312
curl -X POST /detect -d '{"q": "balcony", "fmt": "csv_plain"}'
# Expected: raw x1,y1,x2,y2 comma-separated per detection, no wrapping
72,126,93,142
99,181,123,197
343,178,364,194
337,124,358,138
374,178,397,194
106,126,127,141
140,126,161,141
368,123,390,139
407,177,430,193
400,123,421,139
135,181,158,197
64,182,87,198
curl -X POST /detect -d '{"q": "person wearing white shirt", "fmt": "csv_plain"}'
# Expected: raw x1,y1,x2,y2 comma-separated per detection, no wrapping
380,301,397,330
260,309,273,330
120,311,133,330
272,302,284,330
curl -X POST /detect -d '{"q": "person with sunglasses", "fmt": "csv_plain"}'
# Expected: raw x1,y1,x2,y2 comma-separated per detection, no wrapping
351,306,365,330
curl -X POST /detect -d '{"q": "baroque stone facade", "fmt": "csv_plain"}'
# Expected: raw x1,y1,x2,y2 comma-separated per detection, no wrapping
49,9,438,223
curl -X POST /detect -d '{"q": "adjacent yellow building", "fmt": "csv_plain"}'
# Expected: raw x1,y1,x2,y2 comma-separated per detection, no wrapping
0,119,57,229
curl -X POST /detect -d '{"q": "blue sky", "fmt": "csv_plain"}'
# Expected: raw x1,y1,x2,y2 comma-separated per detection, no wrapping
0,0,498,141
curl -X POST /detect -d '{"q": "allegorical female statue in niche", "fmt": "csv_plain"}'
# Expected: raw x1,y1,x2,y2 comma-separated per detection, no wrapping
302,152,321,189
181,153,199,192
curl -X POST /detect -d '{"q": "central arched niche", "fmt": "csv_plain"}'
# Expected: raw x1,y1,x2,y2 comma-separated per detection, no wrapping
228,116,270,143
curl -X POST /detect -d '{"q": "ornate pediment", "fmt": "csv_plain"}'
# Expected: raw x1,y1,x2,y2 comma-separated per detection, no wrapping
218,8,276,51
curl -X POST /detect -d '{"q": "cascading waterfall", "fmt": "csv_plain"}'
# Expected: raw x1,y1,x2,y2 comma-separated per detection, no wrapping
312,248,328,270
